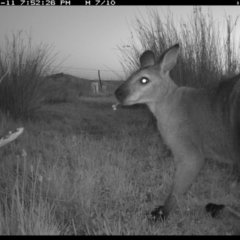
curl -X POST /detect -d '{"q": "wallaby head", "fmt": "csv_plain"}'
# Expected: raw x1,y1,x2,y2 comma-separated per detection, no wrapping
115,44,179,108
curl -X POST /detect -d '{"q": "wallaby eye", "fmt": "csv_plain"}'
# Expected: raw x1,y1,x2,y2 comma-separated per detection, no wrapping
140,77,149,84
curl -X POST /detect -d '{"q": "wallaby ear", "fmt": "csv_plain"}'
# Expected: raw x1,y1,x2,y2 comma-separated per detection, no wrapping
140,50,156,68
160,44,179,73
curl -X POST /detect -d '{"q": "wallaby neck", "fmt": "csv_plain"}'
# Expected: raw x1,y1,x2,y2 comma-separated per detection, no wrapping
146,76,178,114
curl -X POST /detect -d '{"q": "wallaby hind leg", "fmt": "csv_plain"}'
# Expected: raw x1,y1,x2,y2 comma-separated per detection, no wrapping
149,152,205,221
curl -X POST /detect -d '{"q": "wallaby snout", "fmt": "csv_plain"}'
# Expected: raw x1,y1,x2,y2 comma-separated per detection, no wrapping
115,83,130,104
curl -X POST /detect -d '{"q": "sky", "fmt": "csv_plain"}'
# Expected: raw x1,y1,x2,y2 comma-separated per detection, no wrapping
0,6,240,80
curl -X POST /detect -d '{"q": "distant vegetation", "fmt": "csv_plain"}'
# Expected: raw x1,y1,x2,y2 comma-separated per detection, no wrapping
0,31,59,120
0,31,121,120
44,73,121,104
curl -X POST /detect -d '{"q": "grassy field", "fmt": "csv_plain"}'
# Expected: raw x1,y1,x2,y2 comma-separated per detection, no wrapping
0,89,239,235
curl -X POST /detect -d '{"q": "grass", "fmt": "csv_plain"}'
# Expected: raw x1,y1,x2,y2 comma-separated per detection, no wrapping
0,31,59,120
0,96,238,235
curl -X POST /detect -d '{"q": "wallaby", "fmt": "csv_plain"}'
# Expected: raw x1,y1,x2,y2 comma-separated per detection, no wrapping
115,44,240,234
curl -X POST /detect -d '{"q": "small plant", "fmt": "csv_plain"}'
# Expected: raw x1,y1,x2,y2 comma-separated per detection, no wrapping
0,31,59,120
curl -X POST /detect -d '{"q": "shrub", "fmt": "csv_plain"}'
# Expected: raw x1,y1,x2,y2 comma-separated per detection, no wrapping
0,31,59,120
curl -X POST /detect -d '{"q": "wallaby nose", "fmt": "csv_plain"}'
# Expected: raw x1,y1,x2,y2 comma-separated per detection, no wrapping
115,87,124,101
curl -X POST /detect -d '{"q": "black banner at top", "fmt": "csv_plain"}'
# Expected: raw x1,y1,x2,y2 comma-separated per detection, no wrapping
1,0,240,5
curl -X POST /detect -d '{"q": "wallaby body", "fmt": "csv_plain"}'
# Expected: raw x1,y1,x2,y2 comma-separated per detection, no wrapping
115,44,240,232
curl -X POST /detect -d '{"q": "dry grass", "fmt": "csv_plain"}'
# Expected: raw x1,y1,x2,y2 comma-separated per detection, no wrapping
0,97,238,235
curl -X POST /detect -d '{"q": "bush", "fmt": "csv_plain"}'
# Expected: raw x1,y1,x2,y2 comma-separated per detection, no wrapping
0,31,59,120
118,7,240,88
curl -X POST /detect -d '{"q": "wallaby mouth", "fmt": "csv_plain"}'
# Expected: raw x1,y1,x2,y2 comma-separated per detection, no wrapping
113,84,131,110
114,83,130,105
113,86,126,110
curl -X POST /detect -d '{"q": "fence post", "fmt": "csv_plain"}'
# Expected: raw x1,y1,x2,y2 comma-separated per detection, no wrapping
98,70,102,91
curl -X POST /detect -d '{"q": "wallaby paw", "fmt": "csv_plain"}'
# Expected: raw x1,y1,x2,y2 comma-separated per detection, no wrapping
206,203,225,218
147,205,165,222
